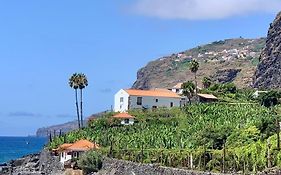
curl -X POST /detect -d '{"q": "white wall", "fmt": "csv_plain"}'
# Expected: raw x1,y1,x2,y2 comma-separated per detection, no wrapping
114,89,129,112
171,88,183,94
60,151,72,164
129,96,180,110
121,118,134,125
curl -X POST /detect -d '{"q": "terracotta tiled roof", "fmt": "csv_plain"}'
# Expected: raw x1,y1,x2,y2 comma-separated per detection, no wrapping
59,143,73,149
112,113,135,119
125,89,180,98
53,143,73,151
66,140,99,151
197,93,218,99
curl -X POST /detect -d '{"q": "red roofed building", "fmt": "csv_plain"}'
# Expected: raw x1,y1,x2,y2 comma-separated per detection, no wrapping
58,139,99,164
112,112,135,125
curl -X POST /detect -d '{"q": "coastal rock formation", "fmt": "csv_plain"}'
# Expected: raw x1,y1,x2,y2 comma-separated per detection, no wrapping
253,12,281,89
133,38,265,90
0,150,63,175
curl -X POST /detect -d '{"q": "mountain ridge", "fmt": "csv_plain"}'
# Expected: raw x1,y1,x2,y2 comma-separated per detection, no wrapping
133,38,265,89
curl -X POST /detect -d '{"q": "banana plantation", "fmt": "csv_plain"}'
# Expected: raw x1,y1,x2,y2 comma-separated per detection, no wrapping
49,103,281,173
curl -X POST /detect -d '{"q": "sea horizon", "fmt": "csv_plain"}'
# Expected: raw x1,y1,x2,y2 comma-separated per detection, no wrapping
0,136,47,164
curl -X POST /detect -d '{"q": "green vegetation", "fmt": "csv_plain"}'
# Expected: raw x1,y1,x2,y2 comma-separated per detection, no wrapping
49,100,281,173
258,90,281,108
202,77,212,89
77,150,103,174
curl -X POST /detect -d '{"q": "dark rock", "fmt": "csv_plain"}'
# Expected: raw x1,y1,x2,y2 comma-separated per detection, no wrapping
253,12,281,89
211,69,241,84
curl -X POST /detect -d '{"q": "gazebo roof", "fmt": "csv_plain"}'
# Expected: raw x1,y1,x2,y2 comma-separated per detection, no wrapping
112,113,135,119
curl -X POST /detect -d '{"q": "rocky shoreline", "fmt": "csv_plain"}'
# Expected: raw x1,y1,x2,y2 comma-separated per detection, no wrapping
2,151,281,175
0,149,63,175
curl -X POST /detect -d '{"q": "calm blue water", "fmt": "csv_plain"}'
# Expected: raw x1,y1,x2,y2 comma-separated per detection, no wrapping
0,136,47,164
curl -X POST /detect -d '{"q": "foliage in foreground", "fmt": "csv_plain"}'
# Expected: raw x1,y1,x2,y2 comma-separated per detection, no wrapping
49,103,281,173
77,150,103,174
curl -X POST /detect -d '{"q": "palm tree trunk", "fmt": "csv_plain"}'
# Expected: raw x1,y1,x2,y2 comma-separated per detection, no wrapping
75,89,80,128
195,72,197,95
80,88,84,128
195,72,198,102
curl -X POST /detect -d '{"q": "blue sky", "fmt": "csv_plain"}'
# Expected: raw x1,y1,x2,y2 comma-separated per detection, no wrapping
0,0,279,136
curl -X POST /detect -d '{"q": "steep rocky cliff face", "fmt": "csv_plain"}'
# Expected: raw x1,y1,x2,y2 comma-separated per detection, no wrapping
253,12,281,89
133,38,265,90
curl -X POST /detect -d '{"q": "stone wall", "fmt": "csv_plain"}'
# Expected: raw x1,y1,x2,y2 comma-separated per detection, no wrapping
94,158,227,175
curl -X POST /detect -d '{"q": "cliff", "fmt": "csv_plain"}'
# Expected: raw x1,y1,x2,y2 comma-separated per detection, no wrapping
133,38,265,89
36,111,108,137
253,12,281,89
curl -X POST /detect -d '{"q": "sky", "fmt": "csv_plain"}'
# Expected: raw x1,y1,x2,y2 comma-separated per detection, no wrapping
0,0,279,136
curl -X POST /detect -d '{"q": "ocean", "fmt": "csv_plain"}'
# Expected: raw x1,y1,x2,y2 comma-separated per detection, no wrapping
0,136,47,164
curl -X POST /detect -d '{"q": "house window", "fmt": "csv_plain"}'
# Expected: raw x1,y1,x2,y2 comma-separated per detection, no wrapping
120,97,124,103
170,102,174,107
137,97,142,105
156,99,158,102
124,119,129,124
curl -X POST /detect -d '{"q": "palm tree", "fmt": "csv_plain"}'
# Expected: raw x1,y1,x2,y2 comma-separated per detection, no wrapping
77,73,88,128
202,77,212,89
189,59,199,94
69,73,81,128
181,81,195,105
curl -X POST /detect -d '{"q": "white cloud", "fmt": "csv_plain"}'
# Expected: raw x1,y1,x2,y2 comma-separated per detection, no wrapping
130,0,281,20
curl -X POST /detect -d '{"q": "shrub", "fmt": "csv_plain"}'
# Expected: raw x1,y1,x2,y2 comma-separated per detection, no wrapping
258,90,281,107
78,150,103,174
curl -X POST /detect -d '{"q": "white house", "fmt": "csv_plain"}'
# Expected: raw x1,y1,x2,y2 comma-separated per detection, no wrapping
114,89,181,112
112,112,135,125
57,140,99,165
169,83,183,94
169,82,202,95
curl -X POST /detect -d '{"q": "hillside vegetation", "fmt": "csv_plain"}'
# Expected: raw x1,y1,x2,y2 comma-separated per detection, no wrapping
49,94,281,173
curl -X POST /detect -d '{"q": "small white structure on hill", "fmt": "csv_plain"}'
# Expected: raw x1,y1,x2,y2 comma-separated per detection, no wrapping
253,90,268,98
114,89,181,112
56,140,99,165
170,83,183,94
169,82,202,95
112,112,135,125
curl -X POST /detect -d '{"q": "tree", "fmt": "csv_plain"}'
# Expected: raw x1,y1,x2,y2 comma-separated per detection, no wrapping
258,90,281,108
181,81,195,105
69,73,81,128
189,60,199,95
259,90,281,150
77,73,88,128
202,77,212,89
